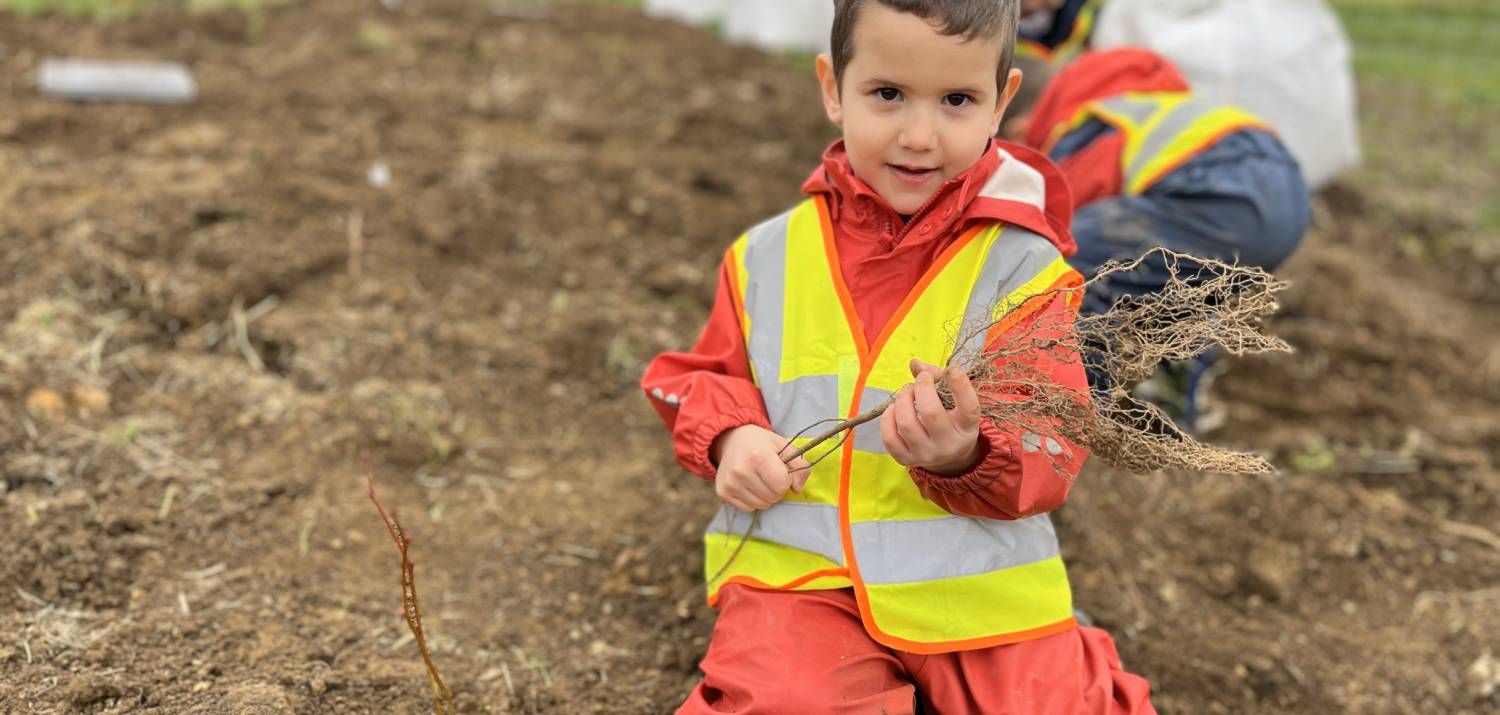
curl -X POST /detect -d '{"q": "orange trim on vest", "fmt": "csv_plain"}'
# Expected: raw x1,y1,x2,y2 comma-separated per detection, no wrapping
707,568,852,606
984,269,1085,347
724,245,749,340
872,615,1079,655
825,215,994,652
817,198,870,362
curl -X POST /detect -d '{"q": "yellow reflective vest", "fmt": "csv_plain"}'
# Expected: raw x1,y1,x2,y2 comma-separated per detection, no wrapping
705,196,1084,654
1049,90,1272,196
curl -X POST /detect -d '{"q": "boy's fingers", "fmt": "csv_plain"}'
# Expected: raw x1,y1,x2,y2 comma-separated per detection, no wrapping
909,358,943,378
892,386,929,444
785,449,813,485
912,372,951,434
880,408,914,466
789,462,811,493
775,438,803,467
947,366,982,429
738,468,780,506
717,483,752,512
758,462,795,498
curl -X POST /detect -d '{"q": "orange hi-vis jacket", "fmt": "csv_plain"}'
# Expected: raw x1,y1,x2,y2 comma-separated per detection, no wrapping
643,140,1091,653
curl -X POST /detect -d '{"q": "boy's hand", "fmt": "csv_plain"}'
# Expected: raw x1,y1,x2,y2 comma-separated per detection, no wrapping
710,425,813,512
881,359,983,476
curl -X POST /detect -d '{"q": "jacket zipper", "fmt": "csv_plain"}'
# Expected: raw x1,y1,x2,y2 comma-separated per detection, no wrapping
883,175,966,248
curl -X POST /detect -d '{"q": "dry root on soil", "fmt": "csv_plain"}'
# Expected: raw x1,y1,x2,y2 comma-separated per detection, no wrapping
363,453,456,715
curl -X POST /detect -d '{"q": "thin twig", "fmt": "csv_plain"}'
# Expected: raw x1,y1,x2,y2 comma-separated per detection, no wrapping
364,451,456,714
348,209,366,284
231,296,265,373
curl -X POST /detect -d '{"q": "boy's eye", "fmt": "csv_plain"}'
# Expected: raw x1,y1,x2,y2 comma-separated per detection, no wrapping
943,93,974,108
875,87,902,102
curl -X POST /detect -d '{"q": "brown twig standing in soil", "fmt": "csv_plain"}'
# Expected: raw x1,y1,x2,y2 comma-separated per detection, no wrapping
363,451,456,714
348,209,366,284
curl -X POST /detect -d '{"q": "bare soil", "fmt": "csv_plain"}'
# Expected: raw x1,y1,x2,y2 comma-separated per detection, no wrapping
2,2,1497,713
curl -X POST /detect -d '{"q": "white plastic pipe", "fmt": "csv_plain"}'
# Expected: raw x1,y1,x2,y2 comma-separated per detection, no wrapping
37,58,198,104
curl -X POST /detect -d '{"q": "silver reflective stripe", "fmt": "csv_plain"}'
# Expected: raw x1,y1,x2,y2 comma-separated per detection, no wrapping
742,210,793,386
764,374,839,439
851,514,1061,585
849,387,894,454
1095,95,1158,127
766,377,892,454
1120,97,1220,187
739,207,892,454
706,501,844,566
950,229,1063,370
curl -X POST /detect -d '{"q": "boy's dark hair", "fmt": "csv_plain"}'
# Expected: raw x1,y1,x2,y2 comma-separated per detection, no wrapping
830,0,1021,94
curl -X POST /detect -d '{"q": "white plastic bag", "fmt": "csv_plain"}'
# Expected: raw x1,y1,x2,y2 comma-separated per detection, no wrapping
1093,0,1361,189
723,0,835,54
644,0,729,26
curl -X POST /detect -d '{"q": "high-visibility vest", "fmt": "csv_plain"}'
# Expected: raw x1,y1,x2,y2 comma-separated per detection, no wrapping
705,196,1084,654
1050,91,1272,196
1017,0,1098,65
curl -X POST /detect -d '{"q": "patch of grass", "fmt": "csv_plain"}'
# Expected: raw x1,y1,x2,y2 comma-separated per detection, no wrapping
0,0,288,22
1332,0,1500,119
1330,0,1498,259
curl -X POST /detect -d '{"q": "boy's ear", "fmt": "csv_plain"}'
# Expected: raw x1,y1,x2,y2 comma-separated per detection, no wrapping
815,53,843,127
991,67,1024,137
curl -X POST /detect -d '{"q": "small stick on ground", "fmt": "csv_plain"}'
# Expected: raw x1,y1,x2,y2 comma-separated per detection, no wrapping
231,296,265,373
348,209,366,284
364,451,456,714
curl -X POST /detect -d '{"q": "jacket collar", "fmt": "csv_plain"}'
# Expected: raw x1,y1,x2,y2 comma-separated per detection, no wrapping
801,139,1077,256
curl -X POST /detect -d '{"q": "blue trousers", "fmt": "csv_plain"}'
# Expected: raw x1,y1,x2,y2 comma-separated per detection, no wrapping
1067,129,1310,317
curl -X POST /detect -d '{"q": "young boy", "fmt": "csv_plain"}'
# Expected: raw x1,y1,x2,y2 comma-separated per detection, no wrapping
644,2,1155,712
1003,48,1310,427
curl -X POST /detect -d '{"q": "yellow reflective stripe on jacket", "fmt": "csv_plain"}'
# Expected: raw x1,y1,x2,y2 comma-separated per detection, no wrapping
1126,105,1267,194
1015,0,1098,65
1052,0,1097,64
1089,92,1273,195
708,196,1078,652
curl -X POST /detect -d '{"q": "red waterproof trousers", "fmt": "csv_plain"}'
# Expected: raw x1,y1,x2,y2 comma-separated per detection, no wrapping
678,585,1156,715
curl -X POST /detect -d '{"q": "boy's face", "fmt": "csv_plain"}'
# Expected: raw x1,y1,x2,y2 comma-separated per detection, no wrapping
818,4,1021,216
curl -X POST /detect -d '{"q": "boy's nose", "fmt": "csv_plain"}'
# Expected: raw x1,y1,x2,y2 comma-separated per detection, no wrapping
898,111,937,152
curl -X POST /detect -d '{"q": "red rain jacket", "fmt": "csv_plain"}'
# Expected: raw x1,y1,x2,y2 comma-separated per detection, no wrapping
1023,48,1193,209
642,139,1088,520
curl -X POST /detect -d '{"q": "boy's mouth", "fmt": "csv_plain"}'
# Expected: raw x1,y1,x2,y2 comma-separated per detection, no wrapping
887,163,939,186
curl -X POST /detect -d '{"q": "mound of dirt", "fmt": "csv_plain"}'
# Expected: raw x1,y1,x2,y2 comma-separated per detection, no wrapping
1,2,1495,713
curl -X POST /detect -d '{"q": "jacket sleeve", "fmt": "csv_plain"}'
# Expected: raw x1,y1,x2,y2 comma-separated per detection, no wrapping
641,249,770,480
908,290,1090,519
